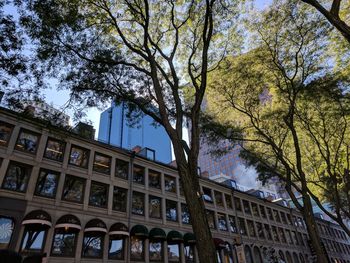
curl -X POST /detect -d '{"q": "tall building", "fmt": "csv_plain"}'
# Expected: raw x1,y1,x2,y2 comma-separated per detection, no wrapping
98,102,172,163
0,107,349,263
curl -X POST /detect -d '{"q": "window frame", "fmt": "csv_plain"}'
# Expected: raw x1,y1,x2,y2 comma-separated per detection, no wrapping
0,216,15,250
2,161,32,193
43,137,66,162
166,199,178,222
149,195,162,219
132,191,145,216
34,168,60,198
68,145,90,168
112,186,128,212
15,129,41,154
81,231,105,259
51,228,78,257
89,181,109,208
20,226,48,254
115,158,129,180
133,164,145,185
148,169,161,189
61,175,86,204
0,121,14,146
93,152,111,175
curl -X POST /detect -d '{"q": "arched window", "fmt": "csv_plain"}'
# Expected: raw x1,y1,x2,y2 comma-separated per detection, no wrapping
299,253,305,263
21,210,52,254
51,214,81,257
108,222,129,260
286,251,293,263
0,216,15,249
279,250,286,263
184,233,196,263
82,219,107,258
244,245,253,263
149,228,166,261
293,252,300,263
253,246,263,263
130,225,148,261
167,230,183,262
223,242,233,263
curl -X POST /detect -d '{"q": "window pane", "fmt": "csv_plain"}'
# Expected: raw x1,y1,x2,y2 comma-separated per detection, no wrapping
273,210,281,222
238,218,247,235
149,195,162,219
130,237,144,260
109,238,124,260
225,194,233,209
279,228,286,243
113,187,127,212
82,233,104,258
51,231,77,257
267,208,273,221
256,222,265,239
202,187,213,203
150,241,163,261
0,122,14,146
228,216,237,233
16,129,40,153
115,159,129,179
0,217,14,249
164,175,176,193
133,165,144,184
149,170,161,189
2,162,31,192
214,191,223,207
218,213,227,231
251,203,259,217
206,210,215,229
132,192,145,215
181,203,191,224
264,224,272,240
89,182,108,207
93,153,111,174
185,245,194,262
166,200,178,222
62,175,85,203
243,200,251,214
168,244,180,262
259,205,266,218
21,229,46,253
69,145,89,168
44,138,65,162
247,220,256,237
272,226,279,242
35,169,59,198
234,197,242,211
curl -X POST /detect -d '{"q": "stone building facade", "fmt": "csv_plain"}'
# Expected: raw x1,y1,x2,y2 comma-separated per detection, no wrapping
0,108,349,263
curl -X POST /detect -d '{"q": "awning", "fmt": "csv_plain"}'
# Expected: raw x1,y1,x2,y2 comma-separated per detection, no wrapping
167,230,183,243
84,219,107,233
149,228,166,240
130,224,149,238
184,233,196,245
109,223,129,236
22,210,52,228
55,214,81,230
213,238,226,249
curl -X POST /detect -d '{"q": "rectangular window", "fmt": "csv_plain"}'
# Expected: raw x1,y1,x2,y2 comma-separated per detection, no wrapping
202,187,213,203
34,169,59,198
247,220,256,237
238,218,247,235
93,153,111,174
166,200,178,222
164,175,176,193
279,228,286,243
228,216,237,233
234,197,242,211
272,226,279,242
133,165,145,184
115,158,129,179
280,212,287,224
266,207,274,221
291,231,298,245
149,195,162,219
168,244,180,262
285,229,292,244
89,181,108,208
149,170,161,189
181,203,191,224
251,203,259,217
69,145,89,168
0,121,14,146
243,200,251,214
273,210,281,222
218,213,228,231
62,175,85,203
2,161,32,192
225,194,233,209
44,138,65,162
113,187,127,212
256,222,265,239
264,224,272,240
109,237,125,260
16,129,40,153
206,210,216,229
132,191,145,215
82,232,104,258
214,191,224,207
259,205,266,218
130,237,144,261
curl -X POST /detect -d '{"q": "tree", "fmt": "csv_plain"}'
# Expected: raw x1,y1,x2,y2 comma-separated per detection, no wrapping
205,1,350,262
301,0,350,43
17,0,241,262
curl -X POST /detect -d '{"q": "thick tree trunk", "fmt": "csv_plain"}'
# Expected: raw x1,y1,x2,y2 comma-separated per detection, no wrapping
302,194,329,263
174,153,218,263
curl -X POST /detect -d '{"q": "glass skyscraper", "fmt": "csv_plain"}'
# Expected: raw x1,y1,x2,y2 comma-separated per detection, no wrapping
98,102,172,164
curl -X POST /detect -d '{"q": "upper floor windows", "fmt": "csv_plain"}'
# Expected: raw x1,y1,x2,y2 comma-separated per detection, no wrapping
166,200,178,222
243,200,251,214
132,191,145,216
251,203,259,217
149,170,161,189
113,187,127,212
214,191,224,207
69,145,89,168
133,165,145,185
225,194,233,209
16,129,40,154
2,161,32,192
115,159,129,179
149,195,162,219
0,121,14,146
89,181,108,208
93,153,111,174
62,175,86,203
34,169,60,198
164,175,176,193
234,197,242,211
202,187,213,203
44,138,65,162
